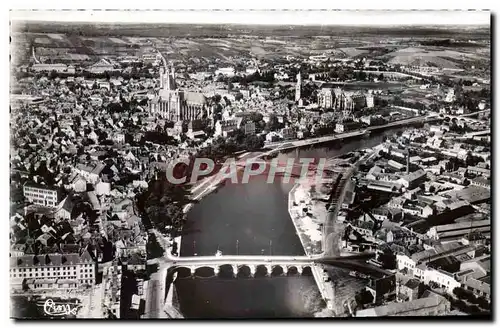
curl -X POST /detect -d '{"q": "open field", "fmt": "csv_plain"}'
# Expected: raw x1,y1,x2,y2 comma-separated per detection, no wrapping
382,46,490,69
10,22,490,70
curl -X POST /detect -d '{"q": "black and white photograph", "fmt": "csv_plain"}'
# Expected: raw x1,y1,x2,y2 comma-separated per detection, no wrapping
8,8,492,319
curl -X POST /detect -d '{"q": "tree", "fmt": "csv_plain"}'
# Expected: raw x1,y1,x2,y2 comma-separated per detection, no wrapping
379,250,397,270
465,292,477,303
146,233,164,259
453,287,468,299
265,114,282,132
242,134,264,151
355,289,374,306
235,92,243,101
249,112,264,123
467,305,481,314
477,296,490,310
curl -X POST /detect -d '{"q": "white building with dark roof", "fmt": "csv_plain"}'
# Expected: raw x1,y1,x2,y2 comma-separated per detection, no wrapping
74,162,105,184
23,182,60,208
10,249,96,291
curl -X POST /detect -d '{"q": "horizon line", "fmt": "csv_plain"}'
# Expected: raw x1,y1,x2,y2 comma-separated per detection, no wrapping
11,20,491,28
9,10,491,26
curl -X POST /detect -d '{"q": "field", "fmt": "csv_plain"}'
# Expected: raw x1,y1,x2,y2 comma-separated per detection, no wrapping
377,45,490,70
10,22,490,70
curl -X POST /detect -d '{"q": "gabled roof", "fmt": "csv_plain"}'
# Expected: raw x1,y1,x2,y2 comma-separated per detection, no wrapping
10,252,88,267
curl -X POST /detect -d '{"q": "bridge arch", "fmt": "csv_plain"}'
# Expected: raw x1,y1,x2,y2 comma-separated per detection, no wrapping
193,266,216,278
236,265,251,278
271,265,285,277
170,266,192,279
218,264,236,279
170,265,217,278
302,266,312,276
286,266,299,276
254,265,269,278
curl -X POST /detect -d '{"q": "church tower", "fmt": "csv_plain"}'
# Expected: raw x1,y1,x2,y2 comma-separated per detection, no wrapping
295,72,301,102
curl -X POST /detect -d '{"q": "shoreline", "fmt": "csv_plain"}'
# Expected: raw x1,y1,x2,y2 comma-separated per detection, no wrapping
287,163,341,315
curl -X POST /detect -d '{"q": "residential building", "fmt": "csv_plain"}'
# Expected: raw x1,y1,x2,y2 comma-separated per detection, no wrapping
467,166,490,178
244,121,256,135
396,277,420,302
10,249,96,291
461,277,491,301
366,275,396,304
112,133,126,144
23,182,60,208
88,59,116,74
427,220,490,241
399,169,427,189
74,162,105,184
335,121,363,133
31,63,75,74
281,127,297,140
423,268,461,294
215,67,236,77
366,92,375,108
215,119,239,138
355,290,450,317
471,176,490,189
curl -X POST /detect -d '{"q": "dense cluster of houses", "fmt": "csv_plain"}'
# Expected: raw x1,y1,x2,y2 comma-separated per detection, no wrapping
335,127,491,316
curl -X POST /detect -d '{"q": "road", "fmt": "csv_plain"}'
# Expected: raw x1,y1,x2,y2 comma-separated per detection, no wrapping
323,147,381,257
142,279,160,319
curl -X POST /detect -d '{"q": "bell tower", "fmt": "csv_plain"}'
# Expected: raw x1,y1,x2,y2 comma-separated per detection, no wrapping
295,72,301,102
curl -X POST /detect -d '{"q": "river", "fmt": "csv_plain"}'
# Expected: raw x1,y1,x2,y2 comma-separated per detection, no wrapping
174,128,403,318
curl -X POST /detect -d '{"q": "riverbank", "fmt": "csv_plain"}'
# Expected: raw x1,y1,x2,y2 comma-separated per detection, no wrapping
287,158,351,316
288,183,324,255
288,156,353,256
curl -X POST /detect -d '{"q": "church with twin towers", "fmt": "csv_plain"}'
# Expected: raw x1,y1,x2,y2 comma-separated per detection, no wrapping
149,52,210,122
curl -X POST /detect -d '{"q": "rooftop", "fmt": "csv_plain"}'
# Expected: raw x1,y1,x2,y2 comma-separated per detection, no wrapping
356,291,448,317
10,250,94,268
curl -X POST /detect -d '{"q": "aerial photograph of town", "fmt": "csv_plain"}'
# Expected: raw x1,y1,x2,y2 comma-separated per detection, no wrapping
8,9,492,319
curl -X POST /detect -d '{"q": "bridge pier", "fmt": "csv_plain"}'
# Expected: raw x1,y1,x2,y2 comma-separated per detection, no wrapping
297,266,303,275
190,266,196,277
283,266,288,275
232,265,238,277
266,265,272,276
213,266,219,276
249,265,256,277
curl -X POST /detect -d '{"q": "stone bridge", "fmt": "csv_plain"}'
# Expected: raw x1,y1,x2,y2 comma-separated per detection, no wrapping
165,253,376,278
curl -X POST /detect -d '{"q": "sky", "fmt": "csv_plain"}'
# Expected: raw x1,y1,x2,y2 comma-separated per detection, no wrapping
9,10,491,26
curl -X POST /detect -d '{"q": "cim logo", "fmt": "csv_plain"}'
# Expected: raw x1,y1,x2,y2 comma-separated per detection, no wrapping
43,299,80,317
